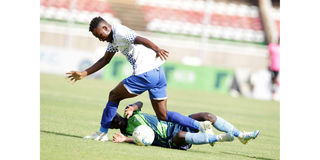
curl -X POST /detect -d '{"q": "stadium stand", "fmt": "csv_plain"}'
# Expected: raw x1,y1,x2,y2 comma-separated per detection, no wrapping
137,0,265,43
40,0,279,44
40,0,279,69
40,0,121,24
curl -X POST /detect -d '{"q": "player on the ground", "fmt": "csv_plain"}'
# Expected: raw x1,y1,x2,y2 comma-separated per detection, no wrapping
66,17,213,141
110,101,260,149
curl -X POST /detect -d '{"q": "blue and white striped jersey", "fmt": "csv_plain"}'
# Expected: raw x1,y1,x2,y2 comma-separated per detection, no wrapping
106,23,165,75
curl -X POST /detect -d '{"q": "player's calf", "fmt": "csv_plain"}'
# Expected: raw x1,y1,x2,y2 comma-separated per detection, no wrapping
184,132,234,145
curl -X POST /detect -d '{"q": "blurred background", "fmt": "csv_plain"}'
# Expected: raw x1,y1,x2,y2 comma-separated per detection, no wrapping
40,0,280,101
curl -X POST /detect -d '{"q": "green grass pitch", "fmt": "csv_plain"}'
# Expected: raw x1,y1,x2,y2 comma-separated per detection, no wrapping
40,73,279,160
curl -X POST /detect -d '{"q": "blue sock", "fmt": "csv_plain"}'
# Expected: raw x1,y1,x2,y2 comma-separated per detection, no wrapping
213,116,240,137
167,111,199,130
100,101,119,133
185,132,217,144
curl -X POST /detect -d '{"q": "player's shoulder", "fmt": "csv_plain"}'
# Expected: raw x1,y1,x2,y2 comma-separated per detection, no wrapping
113,23,135,36
113,23,131,32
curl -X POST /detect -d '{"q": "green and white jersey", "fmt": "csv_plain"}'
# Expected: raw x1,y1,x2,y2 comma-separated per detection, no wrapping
123,110,176,147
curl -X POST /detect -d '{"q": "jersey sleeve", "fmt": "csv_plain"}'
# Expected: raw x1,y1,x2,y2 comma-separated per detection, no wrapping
118,25,137,44
106,43,118,53
124,29,137,44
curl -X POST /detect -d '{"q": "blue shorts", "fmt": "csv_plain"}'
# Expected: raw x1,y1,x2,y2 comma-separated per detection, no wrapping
122,66,167,100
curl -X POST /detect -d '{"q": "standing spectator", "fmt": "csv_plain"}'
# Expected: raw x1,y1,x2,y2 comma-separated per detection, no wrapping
268,38,280,99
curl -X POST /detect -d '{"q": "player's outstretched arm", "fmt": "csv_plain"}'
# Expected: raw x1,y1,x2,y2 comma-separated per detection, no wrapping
66,51,116,85
134,36,169,60
113,132,134,143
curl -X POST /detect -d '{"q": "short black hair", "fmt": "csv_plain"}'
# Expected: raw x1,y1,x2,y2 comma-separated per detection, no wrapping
111,113,123,125
89,16,105,32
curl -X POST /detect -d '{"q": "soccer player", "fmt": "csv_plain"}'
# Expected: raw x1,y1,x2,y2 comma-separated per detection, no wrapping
111,101,260,150
66,17,213,141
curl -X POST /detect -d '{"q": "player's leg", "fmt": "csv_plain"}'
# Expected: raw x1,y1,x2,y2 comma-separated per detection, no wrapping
100,81,137,132
150,99,167,121
190,112,260,144
190,112,240,137
86,72,150,141
99,71,155,134
148,67,212,133
150,99,212,133
173,131,233,146
85,81,137,141
150,99,201,130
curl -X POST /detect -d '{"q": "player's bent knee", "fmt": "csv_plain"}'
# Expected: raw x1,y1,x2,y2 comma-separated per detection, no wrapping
206,113,216,122
156,113,167,121
173,131,187,146
177,131,186,139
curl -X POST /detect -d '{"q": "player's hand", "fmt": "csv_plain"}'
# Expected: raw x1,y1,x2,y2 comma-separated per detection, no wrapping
155,49,169,61
65,71,87,85
125,105,134,119
113,132,126,143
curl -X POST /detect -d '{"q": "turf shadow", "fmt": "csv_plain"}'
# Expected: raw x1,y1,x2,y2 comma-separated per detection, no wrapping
40,130,83,139
220,151,277,160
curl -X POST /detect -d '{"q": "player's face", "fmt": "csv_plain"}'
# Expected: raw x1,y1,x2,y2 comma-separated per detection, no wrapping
92,23,111,42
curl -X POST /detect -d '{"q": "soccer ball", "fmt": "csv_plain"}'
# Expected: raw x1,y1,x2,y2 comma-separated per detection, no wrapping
132,125,155,146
